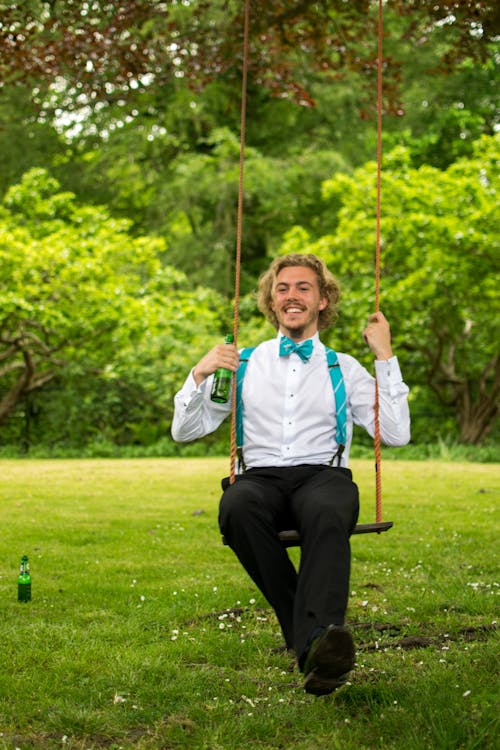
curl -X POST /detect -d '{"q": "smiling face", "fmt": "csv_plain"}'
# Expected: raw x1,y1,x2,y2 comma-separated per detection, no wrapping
270,265,328,341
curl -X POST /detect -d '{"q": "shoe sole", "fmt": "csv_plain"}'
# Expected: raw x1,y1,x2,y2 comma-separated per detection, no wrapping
308,625,355,677
304,670,349,696
303,625,355,695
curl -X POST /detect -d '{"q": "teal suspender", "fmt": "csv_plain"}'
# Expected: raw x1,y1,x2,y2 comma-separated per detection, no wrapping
236,347,256,451
236,345,347,467
325,347,347,464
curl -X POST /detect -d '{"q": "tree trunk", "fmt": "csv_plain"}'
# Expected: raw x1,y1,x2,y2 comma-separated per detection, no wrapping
0,350,57,426
457,397,498,444
456,357,499,444
0,354,34,425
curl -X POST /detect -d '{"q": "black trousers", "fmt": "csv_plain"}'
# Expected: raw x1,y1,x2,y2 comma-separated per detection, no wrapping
218,465,360,664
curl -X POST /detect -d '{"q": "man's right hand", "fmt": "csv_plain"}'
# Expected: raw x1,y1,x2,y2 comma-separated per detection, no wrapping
192,343,240,386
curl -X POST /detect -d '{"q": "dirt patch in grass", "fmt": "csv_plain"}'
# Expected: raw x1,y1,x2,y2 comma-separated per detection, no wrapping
189,607,498,653
352,621,497,651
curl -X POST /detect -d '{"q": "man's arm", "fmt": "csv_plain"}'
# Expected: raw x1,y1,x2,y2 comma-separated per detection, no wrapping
171,342,239,442
349,311,410,446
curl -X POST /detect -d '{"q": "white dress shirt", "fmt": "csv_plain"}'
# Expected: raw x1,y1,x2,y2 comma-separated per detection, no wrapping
172,332,410,469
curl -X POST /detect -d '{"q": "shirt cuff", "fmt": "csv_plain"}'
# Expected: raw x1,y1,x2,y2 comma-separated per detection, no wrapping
179,370,209,407
374,356,404,390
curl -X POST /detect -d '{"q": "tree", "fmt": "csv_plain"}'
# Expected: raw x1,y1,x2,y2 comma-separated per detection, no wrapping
281,134,499,444
1,1,497,116
148,127,350,295
0,167,227,441
0,85,67,198
1,1,497,271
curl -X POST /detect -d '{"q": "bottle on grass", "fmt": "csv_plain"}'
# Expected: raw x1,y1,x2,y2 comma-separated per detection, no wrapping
18,554,31,602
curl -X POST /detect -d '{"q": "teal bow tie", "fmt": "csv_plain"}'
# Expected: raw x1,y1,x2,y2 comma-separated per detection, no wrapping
279,336,313,362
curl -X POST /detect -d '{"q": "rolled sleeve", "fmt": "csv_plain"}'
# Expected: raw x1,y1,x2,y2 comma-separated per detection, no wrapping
374,357,411,445
171,370,231,442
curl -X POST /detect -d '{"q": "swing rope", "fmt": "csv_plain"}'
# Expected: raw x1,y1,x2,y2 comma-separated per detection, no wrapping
229,0,250,486
374,0,384,523
228,0,387,529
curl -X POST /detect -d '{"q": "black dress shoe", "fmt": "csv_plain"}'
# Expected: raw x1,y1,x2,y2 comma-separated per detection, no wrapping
303,625,355,696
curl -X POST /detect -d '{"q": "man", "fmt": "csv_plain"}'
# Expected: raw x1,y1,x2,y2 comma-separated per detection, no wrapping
172,253,410,696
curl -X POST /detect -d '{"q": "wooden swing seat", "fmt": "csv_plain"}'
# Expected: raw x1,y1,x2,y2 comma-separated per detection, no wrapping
222,521,393,548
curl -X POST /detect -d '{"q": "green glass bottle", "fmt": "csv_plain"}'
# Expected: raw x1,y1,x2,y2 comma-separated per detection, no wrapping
18,554,31,602
210,334,234,403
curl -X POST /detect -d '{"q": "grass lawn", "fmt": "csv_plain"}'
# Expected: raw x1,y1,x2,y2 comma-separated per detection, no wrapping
0,457,498,750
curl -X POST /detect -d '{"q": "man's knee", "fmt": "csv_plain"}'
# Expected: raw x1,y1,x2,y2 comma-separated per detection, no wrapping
299,471,360,533
218,480,263,533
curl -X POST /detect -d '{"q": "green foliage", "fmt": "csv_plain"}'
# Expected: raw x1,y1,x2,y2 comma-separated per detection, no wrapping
281,134,500,444
0,0,499,453
66,124,350,297
1,167,162,350
0,168,229,449
0,86,65,198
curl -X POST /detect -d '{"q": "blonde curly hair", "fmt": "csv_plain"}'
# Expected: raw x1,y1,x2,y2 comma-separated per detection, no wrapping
257,253,341,331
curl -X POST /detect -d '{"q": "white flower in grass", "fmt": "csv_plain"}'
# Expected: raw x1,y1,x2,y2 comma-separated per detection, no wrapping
113,693,126,704
463,690,471,697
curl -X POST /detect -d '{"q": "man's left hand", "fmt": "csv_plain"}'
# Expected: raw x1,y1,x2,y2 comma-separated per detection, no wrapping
363,311,393,360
